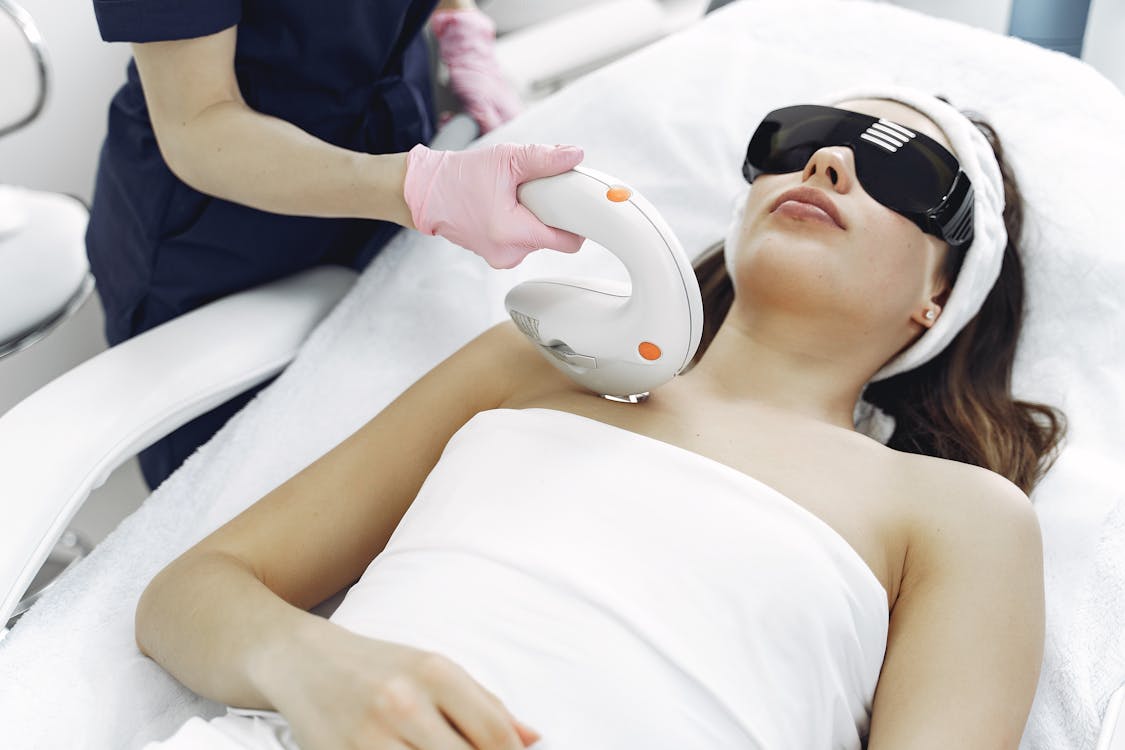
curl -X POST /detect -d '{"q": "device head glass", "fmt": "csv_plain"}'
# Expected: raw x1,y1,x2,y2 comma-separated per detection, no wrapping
742,104,975,249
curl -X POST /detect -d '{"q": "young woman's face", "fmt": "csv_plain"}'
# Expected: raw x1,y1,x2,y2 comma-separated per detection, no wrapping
726,98,957,336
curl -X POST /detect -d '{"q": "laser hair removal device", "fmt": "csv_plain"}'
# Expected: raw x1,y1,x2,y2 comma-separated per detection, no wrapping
506,166,704,402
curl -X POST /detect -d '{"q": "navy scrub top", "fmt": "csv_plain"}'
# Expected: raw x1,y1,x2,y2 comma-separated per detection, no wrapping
87,0,440,491
87,0,440,347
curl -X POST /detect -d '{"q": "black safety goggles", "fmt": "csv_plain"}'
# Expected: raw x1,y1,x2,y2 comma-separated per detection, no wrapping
742,105,975,249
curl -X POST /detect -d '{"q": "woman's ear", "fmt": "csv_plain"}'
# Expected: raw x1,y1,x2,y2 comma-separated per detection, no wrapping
912,274,952,328
911,301,943,328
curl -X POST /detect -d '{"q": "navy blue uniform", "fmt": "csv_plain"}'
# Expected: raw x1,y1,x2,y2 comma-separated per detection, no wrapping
88,0,440,490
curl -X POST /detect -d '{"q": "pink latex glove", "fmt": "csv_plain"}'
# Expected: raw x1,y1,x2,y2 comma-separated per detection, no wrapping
430,8,522,134
403,142,587,269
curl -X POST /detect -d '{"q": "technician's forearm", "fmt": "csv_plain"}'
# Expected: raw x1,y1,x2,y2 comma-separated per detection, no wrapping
161,100,416,229
434,0,477,10
135,552,328,710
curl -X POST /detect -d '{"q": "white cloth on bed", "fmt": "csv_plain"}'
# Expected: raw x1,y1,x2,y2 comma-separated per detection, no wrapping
147,407,888,750
2,2,1123,749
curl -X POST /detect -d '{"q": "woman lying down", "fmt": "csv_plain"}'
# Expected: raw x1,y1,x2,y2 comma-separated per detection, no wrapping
138,85,1066,750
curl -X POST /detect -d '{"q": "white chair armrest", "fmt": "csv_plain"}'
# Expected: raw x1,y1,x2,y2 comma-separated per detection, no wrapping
0,265,357,625
1098,683,1125,750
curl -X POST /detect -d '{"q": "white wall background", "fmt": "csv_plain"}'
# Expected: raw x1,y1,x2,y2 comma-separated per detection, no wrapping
1,0,1123,551
876,0,1015,33
0,0,131,201
1084,0,1125,93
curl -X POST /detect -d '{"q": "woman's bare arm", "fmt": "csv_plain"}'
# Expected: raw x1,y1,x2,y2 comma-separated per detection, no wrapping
131,26,415,226
866,465,1044,749
134,321,548,709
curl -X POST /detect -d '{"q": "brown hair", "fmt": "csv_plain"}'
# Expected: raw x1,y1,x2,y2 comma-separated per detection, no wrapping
690,104,1065,495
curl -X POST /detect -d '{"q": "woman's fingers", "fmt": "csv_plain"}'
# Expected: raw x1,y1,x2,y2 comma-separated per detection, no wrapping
477,687,542,746
417,654,528,750
366,741,413,750
373,674,476,750
511,718,542,747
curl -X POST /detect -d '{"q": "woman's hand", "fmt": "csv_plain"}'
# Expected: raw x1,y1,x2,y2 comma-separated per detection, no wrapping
430,7,522,134
402,142,586,269
265,623,541,750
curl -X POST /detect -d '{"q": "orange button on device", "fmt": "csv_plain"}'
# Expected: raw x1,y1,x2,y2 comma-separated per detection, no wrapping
606,185,632,202
638,341,662,361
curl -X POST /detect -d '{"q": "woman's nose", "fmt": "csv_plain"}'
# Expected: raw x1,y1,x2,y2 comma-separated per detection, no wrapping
803,146,855,190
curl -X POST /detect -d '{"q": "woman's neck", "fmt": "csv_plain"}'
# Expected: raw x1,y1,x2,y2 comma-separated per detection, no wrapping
669,313,870,432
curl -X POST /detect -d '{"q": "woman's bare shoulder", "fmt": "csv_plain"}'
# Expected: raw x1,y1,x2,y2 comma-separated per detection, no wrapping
894,450,1030,512
888,450,1038,571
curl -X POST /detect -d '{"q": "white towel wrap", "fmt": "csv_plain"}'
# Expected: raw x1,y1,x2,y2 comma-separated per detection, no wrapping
324,407,890,750
145,407,890,749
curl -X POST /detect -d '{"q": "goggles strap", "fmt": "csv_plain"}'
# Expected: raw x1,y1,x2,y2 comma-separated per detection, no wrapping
929,171,975,248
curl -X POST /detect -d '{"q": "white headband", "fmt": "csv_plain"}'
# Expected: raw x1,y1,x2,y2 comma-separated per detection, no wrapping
723,84,1008,383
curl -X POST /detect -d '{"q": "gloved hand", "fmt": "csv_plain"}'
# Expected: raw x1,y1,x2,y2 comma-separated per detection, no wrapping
430,8,522,134
403,142,587,269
